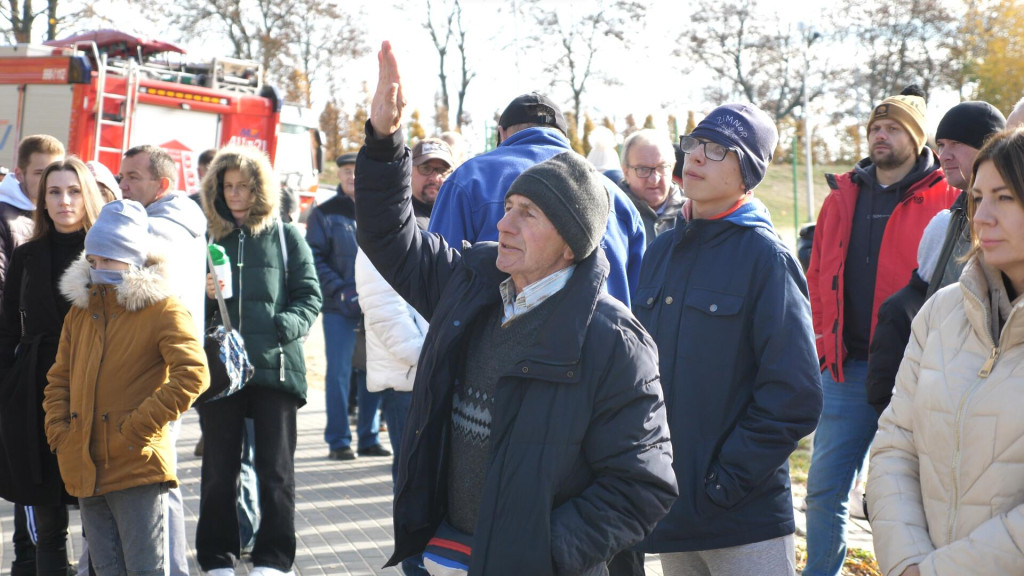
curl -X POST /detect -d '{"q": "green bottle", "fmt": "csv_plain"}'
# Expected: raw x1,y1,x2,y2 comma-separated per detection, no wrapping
208,244,232,299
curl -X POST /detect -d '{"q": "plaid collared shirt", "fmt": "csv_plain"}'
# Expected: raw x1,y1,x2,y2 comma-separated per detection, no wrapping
499,265,576,325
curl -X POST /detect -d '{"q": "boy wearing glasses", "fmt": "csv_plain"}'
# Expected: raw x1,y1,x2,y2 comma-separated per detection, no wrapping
619,129,685,244
632,104,823,575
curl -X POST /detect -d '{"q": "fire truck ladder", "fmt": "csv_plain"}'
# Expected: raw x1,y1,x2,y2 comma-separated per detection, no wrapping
92,49,139,163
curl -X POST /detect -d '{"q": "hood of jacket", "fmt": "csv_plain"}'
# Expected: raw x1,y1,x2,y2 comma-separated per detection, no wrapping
60,252,172,312
852,147,939,193
0,173,34,211
146,193,207,240
679,195,775,233
200,146,280,240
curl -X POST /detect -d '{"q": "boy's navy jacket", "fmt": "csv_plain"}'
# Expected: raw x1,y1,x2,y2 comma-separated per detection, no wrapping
633,199,822,552
355,126,678,576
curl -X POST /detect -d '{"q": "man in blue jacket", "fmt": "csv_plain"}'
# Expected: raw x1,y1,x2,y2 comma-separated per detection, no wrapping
357,41,677,576
306,153,385,461
428,92,646,306
633,104,822,575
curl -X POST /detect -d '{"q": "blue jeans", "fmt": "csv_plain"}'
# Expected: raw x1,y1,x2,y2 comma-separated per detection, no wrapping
379,389,413,484
355,369,382,450
323,312,357,450
79,482,169,576
803,360,878,576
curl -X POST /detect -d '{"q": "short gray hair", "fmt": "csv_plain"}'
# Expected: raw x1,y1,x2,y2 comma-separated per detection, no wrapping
620,129,676,168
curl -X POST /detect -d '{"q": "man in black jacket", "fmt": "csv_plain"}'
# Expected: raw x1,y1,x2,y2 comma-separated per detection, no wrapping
356,41,677,576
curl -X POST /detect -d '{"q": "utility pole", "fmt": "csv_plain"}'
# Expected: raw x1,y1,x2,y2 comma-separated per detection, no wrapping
801,25,821,221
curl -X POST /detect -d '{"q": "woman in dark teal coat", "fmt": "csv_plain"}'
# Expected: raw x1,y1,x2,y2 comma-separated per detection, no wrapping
195,145,321,575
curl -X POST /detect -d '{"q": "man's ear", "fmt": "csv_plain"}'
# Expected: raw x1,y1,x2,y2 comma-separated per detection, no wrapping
563,244,575,263
158,176,173,194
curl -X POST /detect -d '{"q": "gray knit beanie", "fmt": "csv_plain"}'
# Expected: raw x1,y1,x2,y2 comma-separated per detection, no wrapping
84,199,150,267
505,152,609,262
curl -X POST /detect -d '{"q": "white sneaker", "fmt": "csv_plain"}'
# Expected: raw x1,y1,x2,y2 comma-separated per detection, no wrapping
203,569,235,576
250,567,295,576
849,485,868,520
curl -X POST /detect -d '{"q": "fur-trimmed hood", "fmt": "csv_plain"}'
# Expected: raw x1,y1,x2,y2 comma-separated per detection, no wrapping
60,252,172,312
200,145,280,240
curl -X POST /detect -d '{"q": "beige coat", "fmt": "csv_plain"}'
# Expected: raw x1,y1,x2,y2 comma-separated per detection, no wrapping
42,254,209,498
868,256,1024,576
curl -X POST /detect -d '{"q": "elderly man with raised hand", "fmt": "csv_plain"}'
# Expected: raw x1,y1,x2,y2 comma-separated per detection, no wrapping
356,41,677,576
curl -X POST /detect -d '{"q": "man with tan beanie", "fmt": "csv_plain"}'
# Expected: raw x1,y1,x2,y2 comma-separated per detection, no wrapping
803,91,958,576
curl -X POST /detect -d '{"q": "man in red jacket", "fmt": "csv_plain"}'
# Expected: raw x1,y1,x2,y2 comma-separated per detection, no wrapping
803,91,958,576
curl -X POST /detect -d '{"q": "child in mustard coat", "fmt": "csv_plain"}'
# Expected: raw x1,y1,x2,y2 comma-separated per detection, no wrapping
43,199,209,575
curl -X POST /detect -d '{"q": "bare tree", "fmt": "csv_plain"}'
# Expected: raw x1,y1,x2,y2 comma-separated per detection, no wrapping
837,0,956,114
2,0,76,42
140,0,365,95
425,0,475,130
451,0,474,129
425,0,454,118
521,0,645,137
678,0,828,123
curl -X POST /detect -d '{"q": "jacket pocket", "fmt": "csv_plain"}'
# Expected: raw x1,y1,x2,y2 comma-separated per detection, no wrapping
694,442,728,519
111,410,153,459
683,288,743,317
679,288,745,366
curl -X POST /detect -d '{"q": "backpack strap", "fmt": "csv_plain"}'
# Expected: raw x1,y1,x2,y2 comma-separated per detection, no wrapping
277,219,289,285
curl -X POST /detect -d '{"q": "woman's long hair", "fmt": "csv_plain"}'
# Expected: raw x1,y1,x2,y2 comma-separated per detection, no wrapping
966,128,1024,259
30,157,105,242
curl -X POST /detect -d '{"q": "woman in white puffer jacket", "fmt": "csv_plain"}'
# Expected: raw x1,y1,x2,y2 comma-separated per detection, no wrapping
354,248,428,482
867,128,1024,576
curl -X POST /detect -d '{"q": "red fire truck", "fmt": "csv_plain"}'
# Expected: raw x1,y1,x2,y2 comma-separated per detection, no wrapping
0,29,323,205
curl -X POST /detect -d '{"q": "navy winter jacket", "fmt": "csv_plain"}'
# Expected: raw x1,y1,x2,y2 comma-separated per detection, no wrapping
633,200,822,552
356,126,678,576
305,194,360,317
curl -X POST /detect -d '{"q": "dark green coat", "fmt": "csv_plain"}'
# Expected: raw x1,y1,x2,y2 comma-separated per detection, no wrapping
212,224,320,402
201,146,322,404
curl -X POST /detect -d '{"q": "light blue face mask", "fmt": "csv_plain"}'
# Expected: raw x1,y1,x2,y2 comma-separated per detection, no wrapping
90,268,126,286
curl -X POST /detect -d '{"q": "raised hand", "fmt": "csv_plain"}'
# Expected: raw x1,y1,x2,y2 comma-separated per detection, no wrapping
370,40,406,138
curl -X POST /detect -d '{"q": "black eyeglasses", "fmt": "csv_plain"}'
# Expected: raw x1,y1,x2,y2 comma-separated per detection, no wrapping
679,136,731,162
628,164,672,179
416,164,452,177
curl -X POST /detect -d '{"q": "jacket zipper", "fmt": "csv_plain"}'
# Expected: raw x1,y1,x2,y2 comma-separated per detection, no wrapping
236,229,245,334
948,286,1003,544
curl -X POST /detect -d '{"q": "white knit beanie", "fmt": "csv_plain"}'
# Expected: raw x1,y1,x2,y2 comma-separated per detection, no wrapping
917,210,950,284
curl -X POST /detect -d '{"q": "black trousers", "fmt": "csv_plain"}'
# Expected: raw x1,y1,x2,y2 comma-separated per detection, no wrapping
31,504,70,576
11,504,35,576
11,503,70,576
196,386,298,572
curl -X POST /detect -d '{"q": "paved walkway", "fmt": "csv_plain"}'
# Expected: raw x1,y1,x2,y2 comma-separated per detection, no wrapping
0,379,871,575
